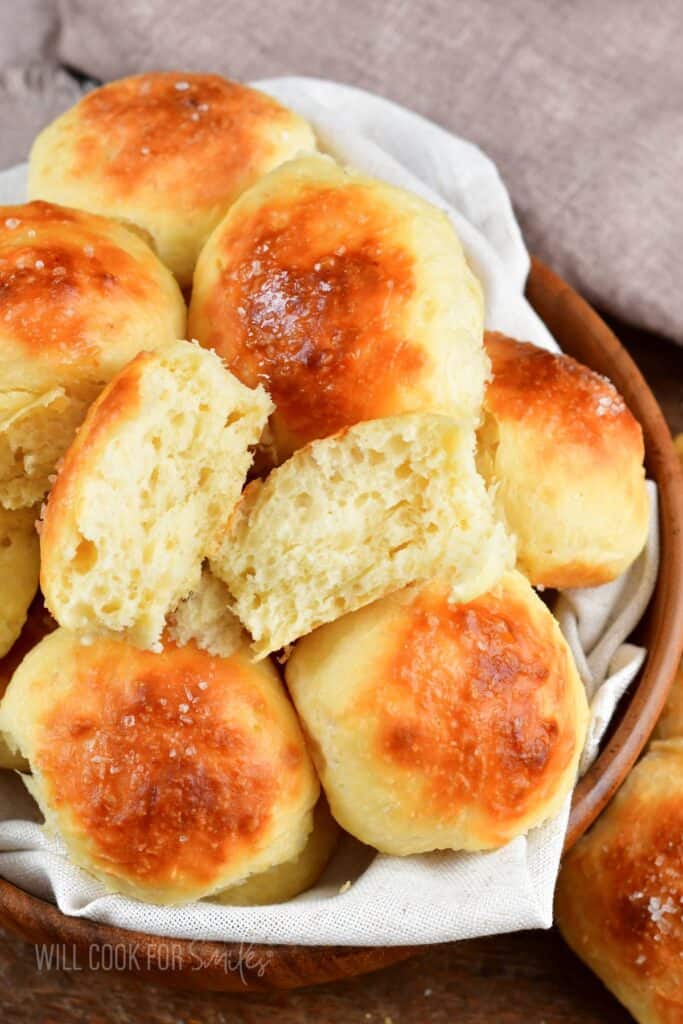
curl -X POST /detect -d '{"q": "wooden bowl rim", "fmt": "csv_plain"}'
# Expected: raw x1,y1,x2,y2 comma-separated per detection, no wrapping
0,258,681,991
527,258,683,848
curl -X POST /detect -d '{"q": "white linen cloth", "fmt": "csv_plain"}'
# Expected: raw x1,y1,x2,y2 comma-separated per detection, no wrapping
0,77,659,946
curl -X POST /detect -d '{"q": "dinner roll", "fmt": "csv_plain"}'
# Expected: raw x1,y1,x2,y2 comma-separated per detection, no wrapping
286,571,588,855
0,599,56,771
0,630,319,904
211,414,513,657
213,798,340,906
478,332,649,589
167,567,246,658
41,340,272,650
29,72,316,288
189,154,486,462
556,740,683,1024
0,201,185,509
0,505,40,658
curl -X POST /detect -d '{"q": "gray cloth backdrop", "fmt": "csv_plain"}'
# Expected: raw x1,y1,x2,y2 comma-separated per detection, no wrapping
1,0,681,343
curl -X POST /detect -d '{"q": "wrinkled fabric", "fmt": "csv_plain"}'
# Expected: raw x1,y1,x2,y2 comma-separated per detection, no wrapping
2,0,680,340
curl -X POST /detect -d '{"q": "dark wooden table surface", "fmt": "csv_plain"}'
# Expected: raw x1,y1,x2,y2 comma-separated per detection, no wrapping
1,318,681,1024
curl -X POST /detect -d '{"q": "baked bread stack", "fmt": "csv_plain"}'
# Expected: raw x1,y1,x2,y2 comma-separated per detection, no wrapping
0,70,650,907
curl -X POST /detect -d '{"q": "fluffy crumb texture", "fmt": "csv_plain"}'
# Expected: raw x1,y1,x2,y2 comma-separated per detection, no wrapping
28,72,317,287
0,630,319,904
167,567,246,658
0,200,186,508
0,505,40,658
0,599,56,770
556,740,683,1024
211,798,340,906
40,340,273,650
211,414,513,657
479,332,649,588
190,154,486,463
286,571,587,855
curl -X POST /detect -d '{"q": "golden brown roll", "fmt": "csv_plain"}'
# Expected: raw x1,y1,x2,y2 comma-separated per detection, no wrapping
0,505,40,658
556,739,683,1024
478,332,649,589
40,340,272,650
29,72,317,288
0,201,185,509
0,631,319,904
286,570,588,855
212,798,340,906
189,154,486,462
0,599,56,770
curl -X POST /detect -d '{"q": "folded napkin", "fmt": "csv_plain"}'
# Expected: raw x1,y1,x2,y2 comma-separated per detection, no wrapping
0,78,659,945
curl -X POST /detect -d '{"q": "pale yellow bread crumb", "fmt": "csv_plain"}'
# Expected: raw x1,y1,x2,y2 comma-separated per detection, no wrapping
0,630,319,904
0,200,186,509
40,340,273,650
211,413,513,657
167,567,246,658
28,72,317,288
189,153,486,463
211,798,339,905
286,571,588,855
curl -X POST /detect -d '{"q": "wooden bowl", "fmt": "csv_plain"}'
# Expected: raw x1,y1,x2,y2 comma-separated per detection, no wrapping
0,259,681,991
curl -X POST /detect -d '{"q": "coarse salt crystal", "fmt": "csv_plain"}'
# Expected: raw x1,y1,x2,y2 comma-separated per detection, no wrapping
123,715,135,727
169,748,177,758
186,745,196,756
179,703,190,713
4,218,20,229
34,260,45,270
140,146,150,155
83,245,95,257
175,81,190,91
198,680,208,690
179,835,189,842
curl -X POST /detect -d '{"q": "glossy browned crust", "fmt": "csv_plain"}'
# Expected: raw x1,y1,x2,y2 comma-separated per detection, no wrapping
201,185,425,446
484,330,643,453
0,201,160,364
361,578,581,845
35,640,305,890
557,741,683,1023
73,73,298,206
